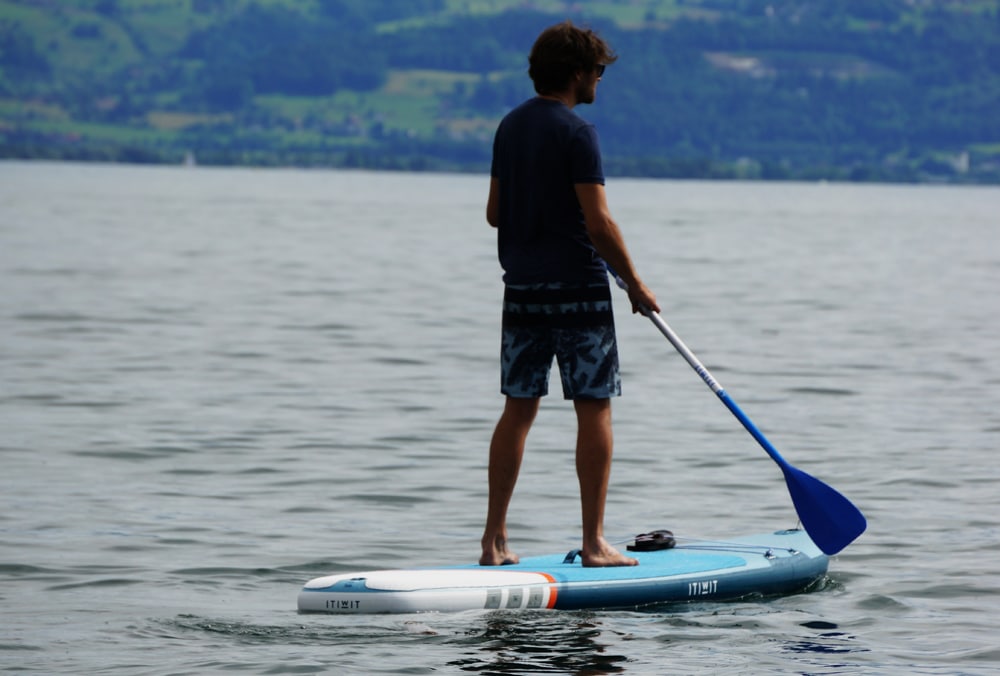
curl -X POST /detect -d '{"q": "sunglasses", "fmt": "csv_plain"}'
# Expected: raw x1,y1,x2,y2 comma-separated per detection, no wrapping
595,64,606,77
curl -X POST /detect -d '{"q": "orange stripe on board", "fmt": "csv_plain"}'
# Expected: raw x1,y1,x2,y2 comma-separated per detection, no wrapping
540,573,558,609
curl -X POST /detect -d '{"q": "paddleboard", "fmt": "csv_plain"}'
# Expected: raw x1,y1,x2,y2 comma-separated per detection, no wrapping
297,529,828,614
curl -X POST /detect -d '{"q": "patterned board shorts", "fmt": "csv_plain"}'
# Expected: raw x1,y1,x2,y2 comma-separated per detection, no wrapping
500,282,621,400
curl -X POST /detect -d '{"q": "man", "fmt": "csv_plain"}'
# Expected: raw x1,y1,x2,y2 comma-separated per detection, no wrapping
481,21,660,568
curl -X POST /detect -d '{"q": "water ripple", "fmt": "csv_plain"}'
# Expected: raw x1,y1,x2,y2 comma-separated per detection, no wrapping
3,164,999,674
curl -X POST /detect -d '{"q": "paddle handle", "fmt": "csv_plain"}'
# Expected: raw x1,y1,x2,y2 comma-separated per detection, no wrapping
610,272,788,467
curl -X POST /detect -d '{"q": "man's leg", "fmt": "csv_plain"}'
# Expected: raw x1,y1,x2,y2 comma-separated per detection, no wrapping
574,398,637,567
480,396,540,565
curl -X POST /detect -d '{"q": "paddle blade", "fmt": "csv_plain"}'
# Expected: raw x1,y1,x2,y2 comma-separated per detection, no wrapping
782,465,867,555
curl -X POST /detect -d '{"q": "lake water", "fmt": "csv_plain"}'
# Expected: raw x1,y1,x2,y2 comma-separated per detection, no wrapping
1,161,998,674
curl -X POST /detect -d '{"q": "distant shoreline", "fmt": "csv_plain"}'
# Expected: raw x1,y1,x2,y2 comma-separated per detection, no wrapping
3,146,996,186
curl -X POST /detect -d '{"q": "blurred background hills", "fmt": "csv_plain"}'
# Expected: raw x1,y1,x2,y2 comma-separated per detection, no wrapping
2,0,998,182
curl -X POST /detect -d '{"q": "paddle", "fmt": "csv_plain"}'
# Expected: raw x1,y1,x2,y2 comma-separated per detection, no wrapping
609,271,866,555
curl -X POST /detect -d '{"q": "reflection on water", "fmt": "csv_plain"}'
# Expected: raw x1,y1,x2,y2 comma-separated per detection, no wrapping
451,612,628,674
785,620,862,655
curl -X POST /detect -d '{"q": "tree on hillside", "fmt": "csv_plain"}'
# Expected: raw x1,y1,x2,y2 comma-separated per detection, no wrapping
180,4,386,109
0,23,52,91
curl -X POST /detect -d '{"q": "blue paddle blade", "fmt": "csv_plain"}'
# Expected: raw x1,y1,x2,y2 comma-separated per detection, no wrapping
782,464,867,555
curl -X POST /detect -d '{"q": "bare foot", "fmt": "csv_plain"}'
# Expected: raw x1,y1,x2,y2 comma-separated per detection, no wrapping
479,535,519,566
581,539,638,567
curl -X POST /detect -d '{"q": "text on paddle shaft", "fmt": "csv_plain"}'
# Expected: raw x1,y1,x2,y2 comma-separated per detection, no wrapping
688,579,718,596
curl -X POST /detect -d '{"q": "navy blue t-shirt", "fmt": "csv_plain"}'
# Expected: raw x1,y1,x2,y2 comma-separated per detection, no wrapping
490,98,608,284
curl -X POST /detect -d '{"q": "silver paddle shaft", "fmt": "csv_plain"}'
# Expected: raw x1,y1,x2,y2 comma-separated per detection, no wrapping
611,272,723,394
644,309,724,395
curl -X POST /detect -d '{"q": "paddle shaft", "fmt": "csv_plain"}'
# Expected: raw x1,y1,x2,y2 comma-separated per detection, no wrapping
642,309,788,467
610,269,866,554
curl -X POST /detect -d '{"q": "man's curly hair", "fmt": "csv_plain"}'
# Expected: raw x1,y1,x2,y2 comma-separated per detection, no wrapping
528,21,618,95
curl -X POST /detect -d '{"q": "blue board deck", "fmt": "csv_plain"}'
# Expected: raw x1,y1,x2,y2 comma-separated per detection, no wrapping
297,529,828,614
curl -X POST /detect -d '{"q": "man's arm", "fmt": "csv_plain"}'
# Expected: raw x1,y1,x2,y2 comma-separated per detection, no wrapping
575,182,660,314
486,177,500,228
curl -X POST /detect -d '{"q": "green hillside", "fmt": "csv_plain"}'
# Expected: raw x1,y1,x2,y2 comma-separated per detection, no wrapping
2,0,999,182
